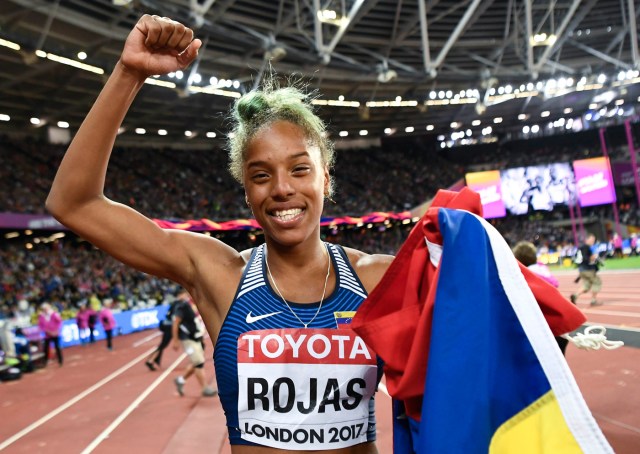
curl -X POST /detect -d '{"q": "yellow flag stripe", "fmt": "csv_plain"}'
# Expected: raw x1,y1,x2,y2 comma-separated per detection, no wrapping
490,390,583,454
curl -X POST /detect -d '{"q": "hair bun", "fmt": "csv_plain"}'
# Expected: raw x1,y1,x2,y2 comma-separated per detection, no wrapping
235,92,269,123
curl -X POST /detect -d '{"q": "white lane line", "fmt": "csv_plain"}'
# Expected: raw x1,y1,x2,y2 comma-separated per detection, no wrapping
132,331,162,347
583,309,640,317
0,347,157,451
593,413,640,435
80,352,187,454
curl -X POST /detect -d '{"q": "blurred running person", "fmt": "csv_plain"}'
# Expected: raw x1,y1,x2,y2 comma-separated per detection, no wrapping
145,298,178,371
172,291,216,397
571,233,603,306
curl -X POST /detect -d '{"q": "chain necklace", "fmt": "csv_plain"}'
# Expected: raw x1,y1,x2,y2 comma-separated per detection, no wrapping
264,243,331,328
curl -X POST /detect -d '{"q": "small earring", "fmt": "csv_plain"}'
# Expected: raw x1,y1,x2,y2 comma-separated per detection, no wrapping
245,197,251,207
325,193,336,204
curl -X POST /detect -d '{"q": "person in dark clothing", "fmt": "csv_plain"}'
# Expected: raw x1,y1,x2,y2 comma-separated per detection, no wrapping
87,311,98,343
172,291,216,397
145,300,177,370
571,233,603,306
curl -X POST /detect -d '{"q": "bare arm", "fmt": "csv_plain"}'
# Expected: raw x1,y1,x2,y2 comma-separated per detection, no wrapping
45,16,231,288
172,315,181,350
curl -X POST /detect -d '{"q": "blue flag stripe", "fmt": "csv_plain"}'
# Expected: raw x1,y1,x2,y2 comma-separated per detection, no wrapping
416,208,612,453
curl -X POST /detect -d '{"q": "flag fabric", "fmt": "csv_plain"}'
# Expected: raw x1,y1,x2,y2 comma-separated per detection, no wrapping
351,188,607,453
351,188,586,420
417,208,611,452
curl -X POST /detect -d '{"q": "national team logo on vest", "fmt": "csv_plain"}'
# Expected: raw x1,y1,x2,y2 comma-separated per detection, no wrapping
333,311,356,329
237,328,377,450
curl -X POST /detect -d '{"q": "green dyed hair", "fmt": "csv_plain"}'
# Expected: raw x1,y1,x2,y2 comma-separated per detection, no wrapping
227,81,335,195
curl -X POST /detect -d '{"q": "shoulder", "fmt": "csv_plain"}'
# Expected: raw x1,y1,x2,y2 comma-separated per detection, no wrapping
341,246,394,294
177,233,250,304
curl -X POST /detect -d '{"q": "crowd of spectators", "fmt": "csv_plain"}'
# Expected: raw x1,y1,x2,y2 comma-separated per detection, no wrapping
0,135,462,220
2,127,639,324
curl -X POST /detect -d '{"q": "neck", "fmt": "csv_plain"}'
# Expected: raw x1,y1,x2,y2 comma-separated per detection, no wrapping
265,241,332,327
264,239,327,270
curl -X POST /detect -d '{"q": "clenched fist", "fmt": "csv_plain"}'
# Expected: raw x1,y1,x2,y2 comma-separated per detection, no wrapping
120,14,202,79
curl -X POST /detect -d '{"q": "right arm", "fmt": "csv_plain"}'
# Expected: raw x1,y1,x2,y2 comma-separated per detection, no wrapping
45,16,232,289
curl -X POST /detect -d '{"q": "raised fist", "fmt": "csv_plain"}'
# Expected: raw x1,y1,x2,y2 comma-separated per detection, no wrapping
120,14,202,78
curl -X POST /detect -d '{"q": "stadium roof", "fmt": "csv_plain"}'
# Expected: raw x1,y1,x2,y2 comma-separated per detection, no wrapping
0,0,639,148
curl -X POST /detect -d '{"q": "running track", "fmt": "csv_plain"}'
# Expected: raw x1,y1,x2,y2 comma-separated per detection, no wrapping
1,269,638,453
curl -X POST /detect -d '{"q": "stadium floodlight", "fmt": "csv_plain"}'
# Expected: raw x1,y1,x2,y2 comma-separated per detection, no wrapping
377,69,397,83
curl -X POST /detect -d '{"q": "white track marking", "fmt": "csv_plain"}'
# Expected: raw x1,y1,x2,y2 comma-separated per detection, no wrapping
132,331,162,347
0,347,157,451
80,352,187,453
583,309,640,318
593,413,640,435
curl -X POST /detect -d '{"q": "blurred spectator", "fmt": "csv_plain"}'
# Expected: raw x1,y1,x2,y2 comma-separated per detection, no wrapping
512,240,568,355
75,302,96,344
38,302,63,366
99,300,117,351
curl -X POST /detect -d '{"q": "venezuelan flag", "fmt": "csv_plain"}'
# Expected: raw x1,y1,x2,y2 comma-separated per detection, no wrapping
334,311,357,329
415,208,612,453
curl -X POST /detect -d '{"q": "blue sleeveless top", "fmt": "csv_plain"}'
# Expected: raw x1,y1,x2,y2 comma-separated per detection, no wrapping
214,243,381,450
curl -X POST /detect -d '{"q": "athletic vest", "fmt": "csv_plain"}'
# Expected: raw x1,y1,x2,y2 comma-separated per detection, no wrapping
214,243,380,450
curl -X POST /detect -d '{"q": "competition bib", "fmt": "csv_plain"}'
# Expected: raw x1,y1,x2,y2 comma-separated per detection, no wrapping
237,328,377,450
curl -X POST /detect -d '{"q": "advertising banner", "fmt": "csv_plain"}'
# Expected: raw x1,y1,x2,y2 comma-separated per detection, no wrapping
23,305,171,349
464,170,506,219
572,157,617,207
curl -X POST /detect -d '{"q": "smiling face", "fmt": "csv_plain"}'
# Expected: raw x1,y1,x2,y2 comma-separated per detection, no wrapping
243,120,329,247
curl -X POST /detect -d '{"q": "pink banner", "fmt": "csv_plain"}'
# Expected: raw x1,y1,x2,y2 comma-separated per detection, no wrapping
572,157,617,207
465,170,505,219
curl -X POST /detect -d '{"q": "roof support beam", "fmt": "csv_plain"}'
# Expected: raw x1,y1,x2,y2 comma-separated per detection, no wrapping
34,0,60,51
315,0,366,64
429,0,484,74
524,0,533,72
628,0,640,68
604,2,640,55
313,0,324,57
417,0,433,77
346,44,418,73
190,0,217,16
543,59,575,74
531,0,583,76
8,0,128,40
568,39,632,70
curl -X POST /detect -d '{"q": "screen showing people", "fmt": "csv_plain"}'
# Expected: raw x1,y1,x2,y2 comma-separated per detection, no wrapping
501,163,576,215
466,162,578,218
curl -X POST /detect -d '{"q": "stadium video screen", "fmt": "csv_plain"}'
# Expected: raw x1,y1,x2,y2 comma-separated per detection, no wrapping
466,163,577,218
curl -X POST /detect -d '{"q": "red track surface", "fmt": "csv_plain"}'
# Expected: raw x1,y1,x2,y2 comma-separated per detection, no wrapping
1,269,638,453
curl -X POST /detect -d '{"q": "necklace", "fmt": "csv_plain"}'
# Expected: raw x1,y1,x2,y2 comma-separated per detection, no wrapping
265,243,331,328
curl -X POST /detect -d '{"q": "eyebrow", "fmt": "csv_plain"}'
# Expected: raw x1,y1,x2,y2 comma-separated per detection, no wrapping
246,151,311,169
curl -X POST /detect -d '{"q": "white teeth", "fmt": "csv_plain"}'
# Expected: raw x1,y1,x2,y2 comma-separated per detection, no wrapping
273,208,302,221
